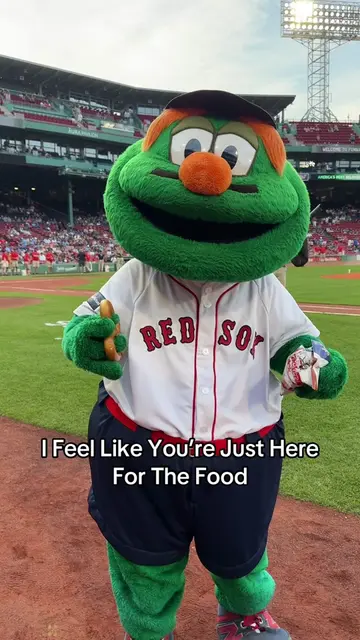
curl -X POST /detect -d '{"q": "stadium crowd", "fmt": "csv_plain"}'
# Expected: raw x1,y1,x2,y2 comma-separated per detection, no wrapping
308,206,360,256
0,202,129,275
1,202,359,275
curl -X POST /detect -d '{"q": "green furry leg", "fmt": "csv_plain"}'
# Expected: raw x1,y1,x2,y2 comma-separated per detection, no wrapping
212,550,276,616
107,543,187,640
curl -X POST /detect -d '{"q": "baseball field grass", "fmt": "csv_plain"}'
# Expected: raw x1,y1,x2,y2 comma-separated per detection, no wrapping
287,262,360,305
0,263,359,515
52,262,360,304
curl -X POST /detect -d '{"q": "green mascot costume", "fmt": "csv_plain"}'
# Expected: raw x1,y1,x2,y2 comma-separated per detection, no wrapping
62,90,348,639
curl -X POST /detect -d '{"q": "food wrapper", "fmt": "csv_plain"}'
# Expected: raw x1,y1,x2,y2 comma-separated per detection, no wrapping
281,340,330,396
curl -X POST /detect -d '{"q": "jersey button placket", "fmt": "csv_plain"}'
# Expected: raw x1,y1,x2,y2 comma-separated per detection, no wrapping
202,284,213,309
198,286,212,358
194,287,215,440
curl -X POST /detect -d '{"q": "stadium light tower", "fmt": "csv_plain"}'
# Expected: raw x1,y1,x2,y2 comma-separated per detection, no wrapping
280,1,360,121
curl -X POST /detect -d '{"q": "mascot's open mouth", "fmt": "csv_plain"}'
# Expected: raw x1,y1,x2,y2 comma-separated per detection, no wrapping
131,198,278,243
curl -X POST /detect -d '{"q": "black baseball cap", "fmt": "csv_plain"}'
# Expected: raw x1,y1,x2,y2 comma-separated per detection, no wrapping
165,89,276,128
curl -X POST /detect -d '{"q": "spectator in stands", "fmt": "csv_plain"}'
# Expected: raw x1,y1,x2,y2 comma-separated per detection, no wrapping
10,248,19,275
105,252,113,269
23,252,31,275
1,251,9,275
98,250,105,272
31,249,40,274
85,251,93,272
78,250,86,272
115,247,124,271
46,250,54,274
122,106,134,126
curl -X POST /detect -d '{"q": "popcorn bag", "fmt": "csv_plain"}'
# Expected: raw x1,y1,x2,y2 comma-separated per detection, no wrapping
281,341,331,396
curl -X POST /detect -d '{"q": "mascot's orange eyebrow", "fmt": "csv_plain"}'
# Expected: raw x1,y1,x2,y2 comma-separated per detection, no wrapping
142,109,205,151
243,120,286,176
143,110,286,176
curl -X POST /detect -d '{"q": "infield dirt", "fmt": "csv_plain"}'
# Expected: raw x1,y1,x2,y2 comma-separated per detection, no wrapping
322,273,360,280
0,417,359,640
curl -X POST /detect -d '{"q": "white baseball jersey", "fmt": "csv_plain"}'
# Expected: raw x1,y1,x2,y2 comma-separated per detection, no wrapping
74,258,320,440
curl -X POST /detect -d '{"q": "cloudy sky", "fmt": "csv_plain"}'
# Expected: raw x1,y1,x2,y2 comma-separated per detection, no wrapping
0,0,359,120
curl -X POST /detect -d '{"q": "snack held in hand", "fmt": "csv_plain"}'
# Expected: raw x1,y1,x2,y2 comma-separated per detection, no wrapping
100,299,122,361
281,340,331,395
62,89,348,640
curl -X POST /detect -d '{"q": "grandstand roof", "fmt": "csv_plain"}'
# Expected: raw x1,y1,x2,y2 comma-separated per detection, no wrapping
0,54,295,116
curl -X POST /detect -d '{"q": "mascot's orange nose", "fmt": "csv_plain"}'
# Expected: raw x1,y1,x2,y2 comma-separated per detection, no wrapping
179,152,232,196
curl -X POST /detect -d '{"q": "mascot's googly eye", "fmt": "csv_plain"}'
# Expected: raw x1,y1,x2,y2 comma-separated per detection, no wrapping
170,128,213,165
214,133,256,176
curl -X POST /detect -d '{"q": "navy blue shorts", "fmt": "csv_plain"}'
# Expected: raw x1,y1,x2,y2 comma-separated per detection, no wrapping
88,387,284,579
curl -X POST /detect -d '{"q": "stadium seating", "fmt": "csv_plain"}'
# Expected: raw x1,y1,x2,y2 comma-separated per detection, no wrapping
2,86,360,146
0,88,146,136
9,93,52,108
13,111,78,127
308,217,360,257
0,208,117,265
78,106,113,119
294,122,360,145
1,204,359,266
137,114,157,131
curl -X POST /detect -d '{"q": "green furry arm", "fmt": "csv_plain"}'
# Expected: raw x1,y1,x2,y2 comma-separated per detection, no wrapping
271,334,348,400
62,313,127,380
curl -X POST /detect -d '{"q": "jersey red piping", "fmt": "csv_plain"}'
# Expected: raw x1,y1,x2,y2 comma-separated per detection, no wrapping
168,275,200,438
211,283,240,440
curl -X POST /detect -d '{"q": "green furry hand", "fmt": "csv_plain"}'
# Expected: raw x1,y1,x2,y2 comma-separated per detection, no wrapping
62,314,127,380
294,348,348,400
271,335,348,401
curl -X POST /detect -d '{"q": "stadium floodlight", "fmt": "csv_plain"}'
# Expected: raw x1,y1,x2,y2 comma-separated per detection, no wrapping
280,0,360,121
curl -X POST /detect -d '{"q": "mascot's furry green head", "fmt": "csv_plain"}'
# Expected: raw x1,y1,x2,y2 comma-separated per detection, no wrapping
104,90,310,282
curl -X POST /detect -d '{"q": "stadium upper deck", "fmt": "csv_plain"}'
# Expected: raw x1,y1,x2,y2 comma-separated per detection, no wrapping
0,54,294,115
1,54,360,143
1,53,360,216
0,54,297,144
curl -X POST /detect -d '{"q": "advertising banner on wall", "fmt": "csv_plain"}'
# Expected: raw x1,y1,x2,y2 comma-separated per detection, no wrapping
316,173,360,181
320,146,360,154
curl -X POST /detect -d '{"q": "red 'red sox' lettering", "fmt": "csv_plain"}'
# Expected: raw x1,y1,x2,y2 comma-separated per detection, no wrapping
218,320,264,357
235,325,252,351
179,317,195,343
250,332,265,359
139,326,162,352
140,318,195,352
140,317,264,358
218,320,236,346
158,318,177,346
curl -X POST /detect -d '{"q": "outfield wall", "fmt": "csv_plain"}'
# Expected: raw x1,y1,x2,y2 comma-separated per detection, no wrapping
16,260,131,275
9,254,360,275
309,255,360,263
